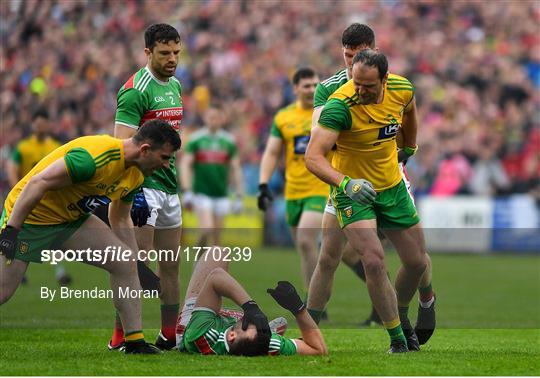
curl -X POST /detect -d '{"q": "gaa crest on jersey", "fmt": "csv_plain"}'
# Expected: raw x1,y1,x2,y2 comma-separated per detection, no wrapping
19,241,29,254
344,206,353,218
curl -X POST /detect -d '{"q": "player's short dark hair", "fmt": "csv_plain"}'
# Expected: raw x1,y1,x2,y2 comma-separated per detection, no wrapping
32,108,49,120
228,323,271,357
133,119,181,151
292,67,316,85
342,23,375,49
144,23,181,50
352,49,388,81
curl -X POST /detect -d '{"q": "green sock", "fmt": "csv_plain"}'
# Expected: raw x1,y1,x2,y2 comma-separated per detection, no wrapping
387,324,407,344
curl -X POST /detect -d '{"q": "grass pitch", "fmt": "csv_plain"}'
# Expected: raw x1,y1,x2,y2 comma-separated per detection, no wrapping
1,248,539,375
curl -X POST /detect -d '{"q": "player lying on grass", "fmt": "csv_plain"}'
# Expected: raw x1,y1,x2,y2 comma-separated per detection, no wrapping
175,248,327,356
0,120,181,354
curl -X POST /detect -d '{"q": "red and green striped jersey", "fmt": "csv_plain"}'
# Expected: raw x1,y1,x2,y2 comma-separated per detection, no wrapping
115,66,183,194
180,308,297,356
313,68,349,109
185,128,238,198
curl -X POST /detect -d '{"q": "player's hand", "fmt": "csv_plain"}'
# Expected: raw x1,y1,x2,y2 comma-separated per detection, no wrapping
267,281,306,316
241,300,271,337
343,177,377,205
182,190,195,212
257,184,273,211
137,260,161,295
0,225,20,261
397,145,418,165
231,195,243,214
131,189,150,227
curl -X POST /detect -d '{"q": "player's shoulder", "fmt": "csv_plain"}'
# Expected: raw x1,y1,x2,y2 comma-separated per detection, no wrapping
187,127,209,143
386,73,415,103
320,68,348,88
119,67,153,94
67,135,121,157
328,80,356,104
387,73,414,90
274,102,298,122
170,76,182,88
217,129,236,143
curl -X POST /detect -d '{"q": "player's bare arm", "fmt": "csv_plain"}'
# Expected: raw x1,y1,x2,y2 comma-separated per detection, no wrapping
311,106,324,130
259,136,283,183
180,151,195,193
230,155,244,197
400,97,418,149
114,123,137,139
293,309,328,355
7,158,73,229
109,199,139,252
195,267,251,313
305,125,343,187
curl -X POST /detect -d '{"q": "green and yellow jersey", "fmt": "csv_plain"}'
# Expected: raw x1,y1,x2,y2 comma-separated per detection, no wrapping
318,74,415,191
180,308,297,356
115,66,183,194
270,101,329,200
3,135,144,225
11,135,61,177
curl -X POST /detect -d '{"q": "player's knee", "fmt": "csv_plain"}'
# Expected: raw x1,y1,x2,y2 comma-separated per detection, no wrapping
318,252,340,272
403,257,427,276
361,253,386,277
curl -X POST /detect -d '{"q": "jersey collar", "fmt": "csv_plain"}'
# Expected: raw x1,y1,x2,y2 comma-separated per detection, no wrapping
144,66,170,86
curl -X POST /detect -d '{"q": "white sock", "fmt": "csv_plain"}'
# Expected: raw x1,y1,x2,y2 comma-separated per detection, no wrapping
419,296,435,308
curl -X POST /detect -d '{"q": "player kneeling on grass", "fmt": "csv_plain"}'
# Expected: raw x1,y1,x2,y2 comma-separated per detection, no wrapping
0,119,181,354
175,248,327,356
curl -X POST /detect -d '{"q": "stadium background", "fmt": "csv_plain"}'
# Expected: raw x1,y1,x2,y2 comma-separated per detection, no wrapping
0,0,539,375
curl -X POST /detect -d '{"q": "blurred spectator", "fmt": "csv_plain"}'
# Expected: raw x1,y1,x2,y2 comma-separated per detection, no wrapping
1,0,539,203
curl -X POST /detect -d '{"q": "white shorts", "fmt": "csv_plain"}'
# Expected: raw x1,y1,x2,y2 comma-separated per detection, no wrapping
193,193,231,217
324,162,413,216
143,188,182,229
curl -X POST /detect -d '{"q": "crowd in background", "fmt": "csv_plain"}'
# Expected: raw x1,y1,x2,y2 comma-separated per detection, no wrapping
1,0,539,202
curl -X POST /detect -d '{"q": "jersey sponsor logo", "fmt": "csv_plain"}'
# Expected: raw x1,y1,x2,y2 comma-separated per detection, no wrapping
377,114,400,140
293,135,310,155
140,107,183,131
77,195,111,213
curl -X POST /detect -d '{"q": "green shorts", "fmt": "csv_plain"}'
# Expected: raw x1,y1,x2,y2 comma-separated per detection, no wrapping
0,209,90,263
285,196,326,227
330,180,419,229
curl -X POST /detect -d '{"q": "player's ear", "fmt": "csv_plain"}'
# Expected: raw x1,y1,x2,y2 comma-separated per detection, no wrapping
144,47,152,57
227,330,236,344
139,143,152,154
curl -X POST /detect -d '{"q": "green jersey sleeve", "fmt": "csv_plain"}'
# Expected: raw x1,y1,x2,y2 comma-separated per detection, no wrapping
115,88,145,128
313,83,331,109
64,148,96,183
268,333,297,356
11,146,22,164
270,119,283,138
318,98,352,131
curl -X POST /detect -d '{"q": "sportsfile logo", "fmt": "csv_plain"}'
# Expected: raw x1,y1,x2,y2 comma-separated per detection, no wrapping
40,245,253,265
